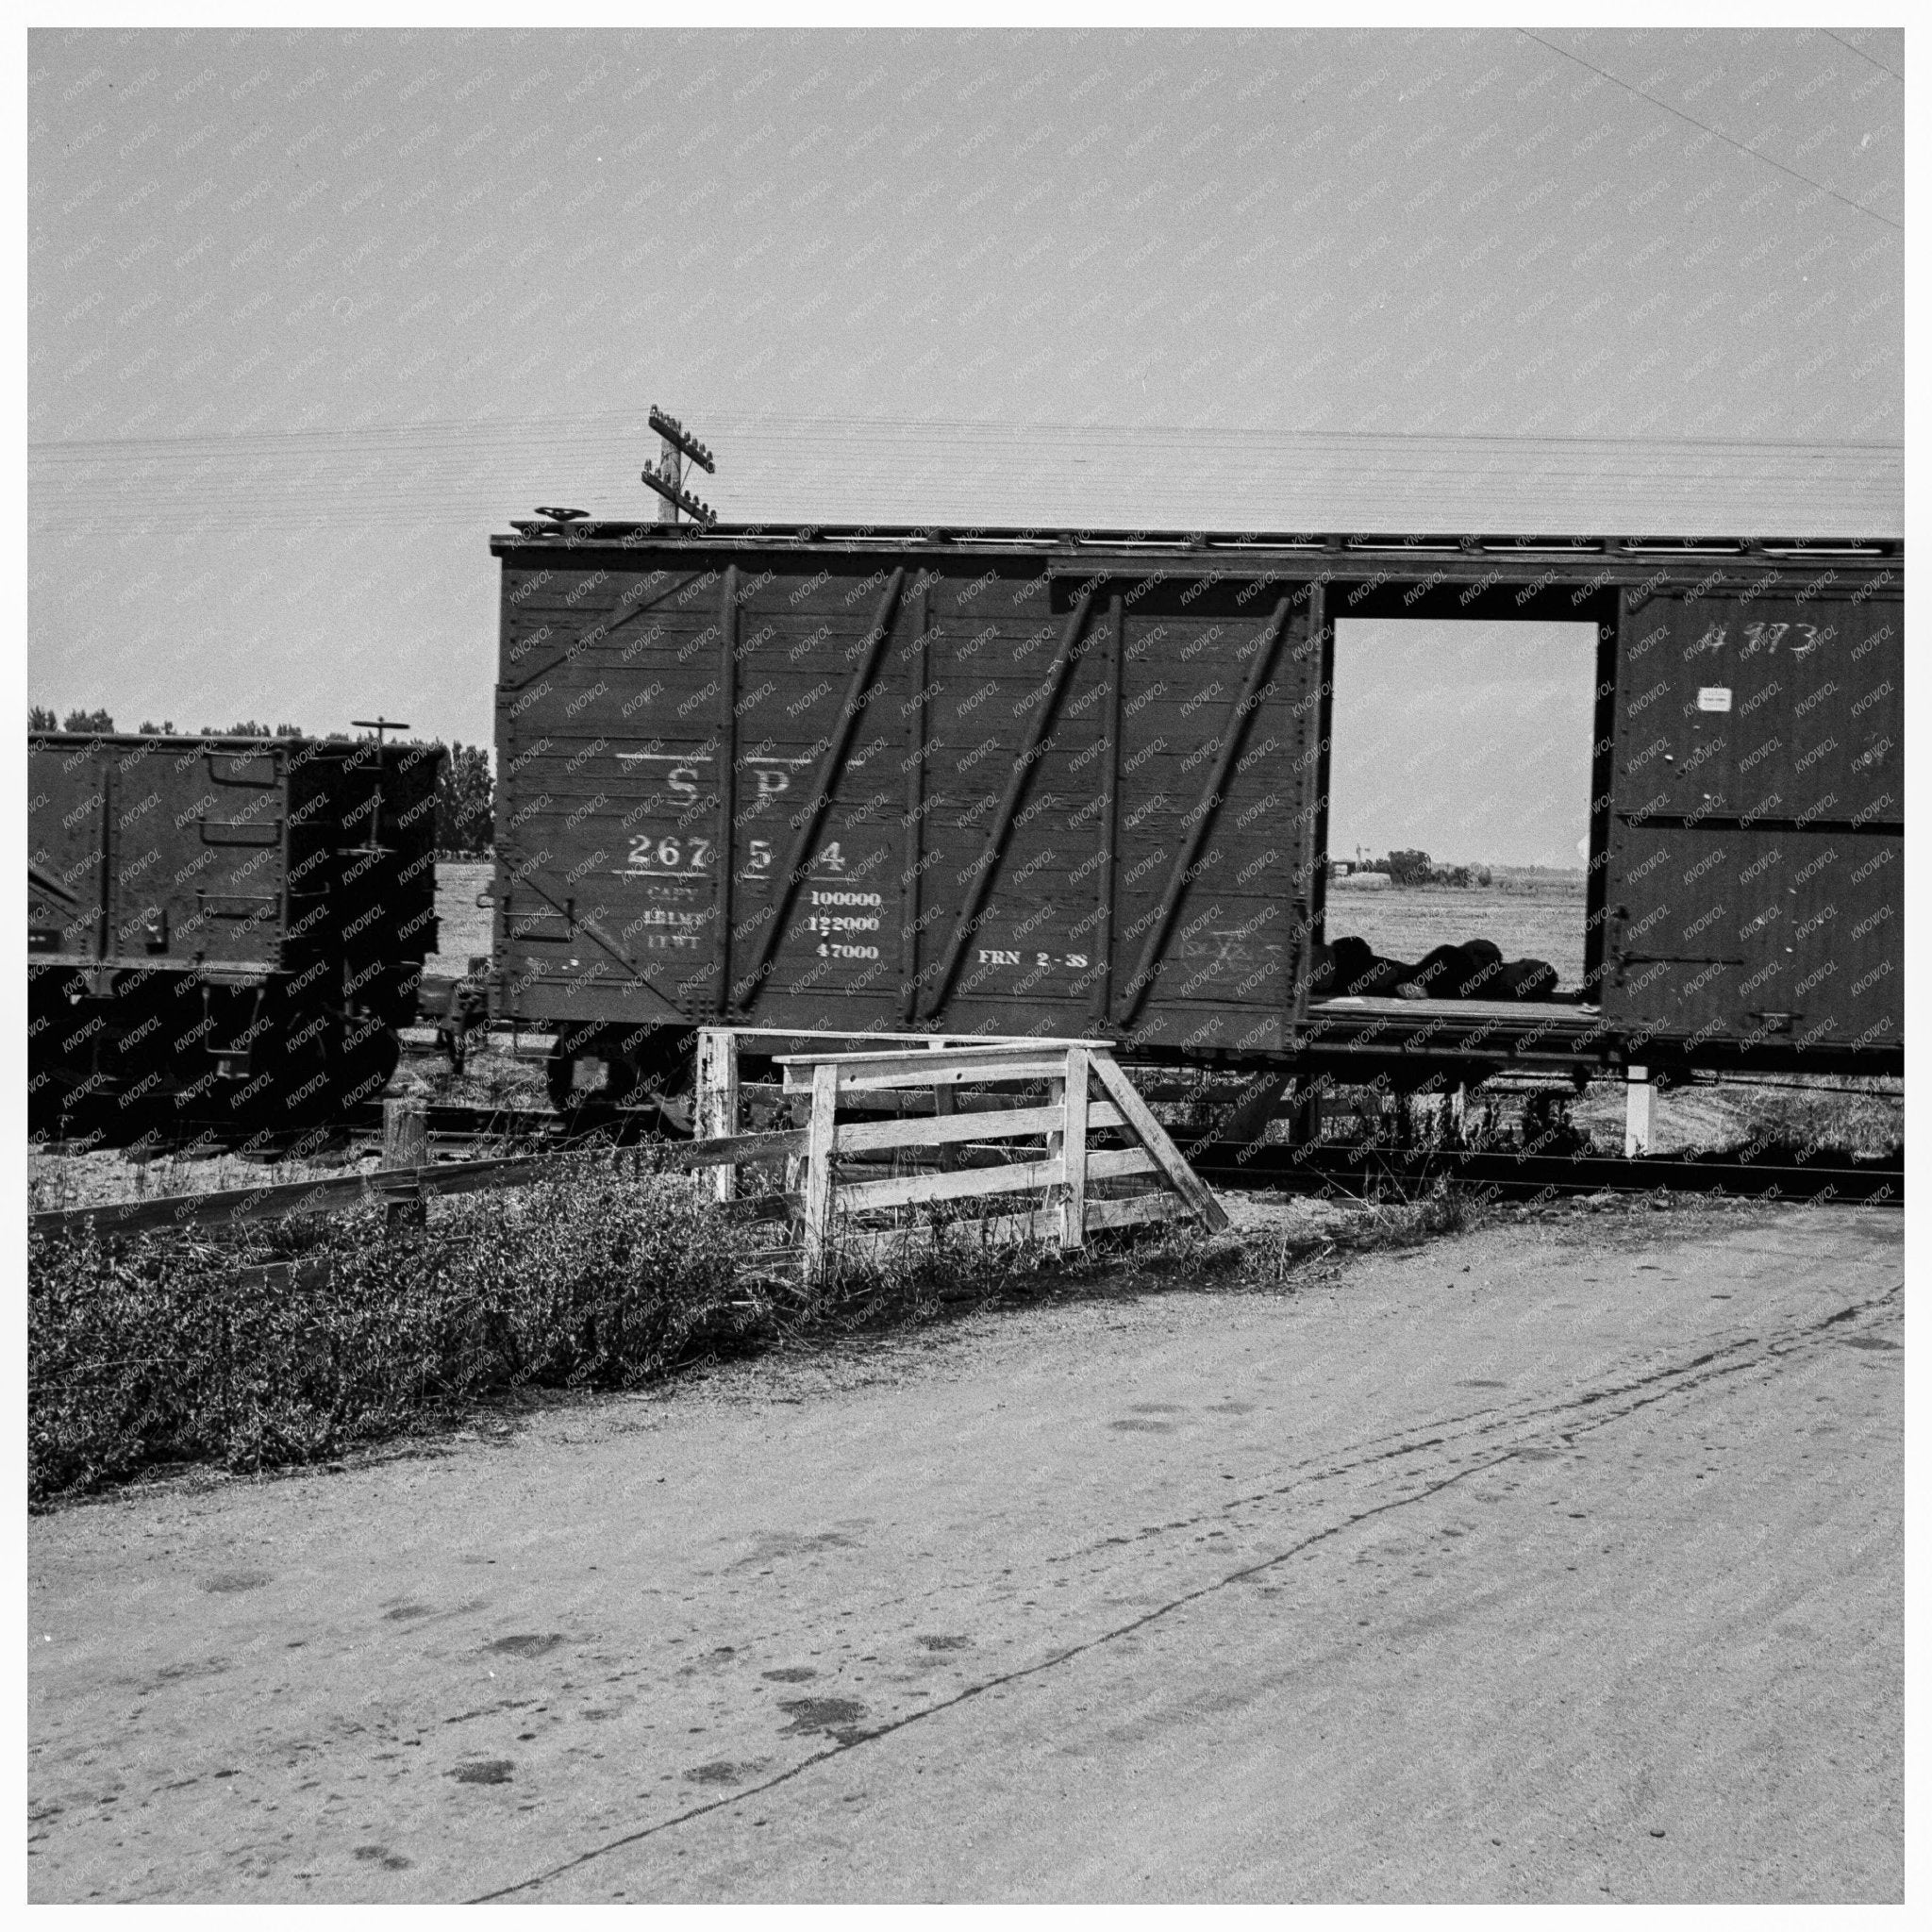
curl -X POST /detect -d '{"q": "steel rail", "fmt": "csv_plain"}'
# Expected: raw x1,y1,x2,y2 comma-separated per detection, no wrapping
1188,1141,1902,1206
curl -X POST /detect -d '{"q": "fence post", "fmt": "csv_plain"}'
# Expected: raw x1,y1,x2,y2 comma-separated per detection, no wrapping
1624,1065,1653,1159
381,1098,427,1229
802,1060,840,1286
696,1027,739,1202
1060,1044,1089,1251
928,1036,956,1170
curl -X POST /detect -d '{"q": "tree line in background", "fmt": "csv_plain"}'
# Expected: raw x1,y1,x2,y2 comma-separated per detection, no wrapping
1332,849,1494,888
27,708,495,856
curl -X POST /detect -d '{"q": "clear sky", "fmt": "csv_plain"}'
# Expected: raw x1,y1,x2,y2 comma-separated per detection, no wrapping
27,25,1904,856
1328,618,1599,869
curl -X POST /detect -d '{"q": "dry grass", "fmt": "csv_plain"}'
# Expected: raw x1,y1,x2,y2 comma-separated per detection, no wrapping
29,1163,747,1506
1568,1074,1901,1161
29,1140,1510,1508
28,1133,375,1218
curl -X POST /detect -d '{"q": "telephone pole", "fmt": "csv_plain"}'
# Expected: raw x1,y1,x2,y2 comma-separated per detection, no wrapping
642,406,719,525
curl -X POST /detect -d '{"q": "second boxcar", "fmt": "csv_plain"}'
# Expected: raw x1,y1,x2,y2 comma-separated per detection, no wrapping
28,731,442,1125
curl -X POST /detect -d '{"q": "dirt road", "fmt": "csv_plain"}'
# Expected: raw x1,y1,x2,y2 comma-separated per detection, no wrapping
28,1201,1903,1903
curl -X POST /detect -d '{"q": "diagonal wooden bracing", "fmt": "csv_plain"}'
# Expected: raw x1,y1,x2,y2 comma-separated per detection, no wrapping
1113,595,1292,1028
762,1035,1228,1278
732,568,906,1011
497,576,680,693
917,589,1095,1022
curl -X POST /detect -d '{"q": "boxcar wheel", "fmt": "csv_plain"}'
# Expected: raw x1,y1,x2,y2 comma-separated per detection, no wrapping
614,1025,697,1135
321,1010,401,1118
546,1026,640,1116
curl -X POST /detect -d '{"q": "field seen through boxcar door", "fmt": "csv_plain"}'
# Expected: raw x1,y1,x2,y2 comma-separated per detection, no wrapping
1324,874,1588,991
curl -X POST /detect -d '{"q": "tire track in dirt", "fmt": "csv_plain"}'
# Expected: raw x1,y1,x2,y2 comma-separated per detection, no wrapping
475,1277,1902,1900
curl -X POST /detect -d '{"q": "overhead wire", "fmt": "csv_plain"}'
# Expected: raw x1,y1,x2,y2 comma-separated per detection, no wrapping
1516,29,1903,233
30,421,1903,494
1819,29,1904,82
27,411,1908,458
28,413,1904,538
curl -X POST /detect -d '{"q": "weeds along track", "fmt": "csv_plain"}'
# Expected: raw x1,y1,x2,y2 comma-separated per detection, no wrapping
29,1043,1903,1216
31,1097,1900,1224
393,1107,1903,1206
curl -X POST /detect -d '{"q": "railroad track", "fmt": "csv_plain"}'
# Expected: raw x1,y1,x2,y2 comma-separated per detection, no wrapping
35,1095,1899,1209
368,1106,1903,1206
359,1095,1905,1205
341,1098,691,1151
1185,1141,1902,1207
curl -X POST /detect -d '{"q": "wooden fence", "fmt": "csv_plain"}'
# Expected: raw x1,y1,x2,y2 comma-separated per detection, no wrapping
29,1037,1227,1278
691,1024,1102,1201
773,1039,1226,1281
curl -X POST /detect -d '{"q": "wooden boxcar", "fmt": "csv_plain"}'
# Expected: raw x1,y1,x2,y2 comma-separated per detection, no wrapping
487,524,1903,1099
27,733,442,1125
